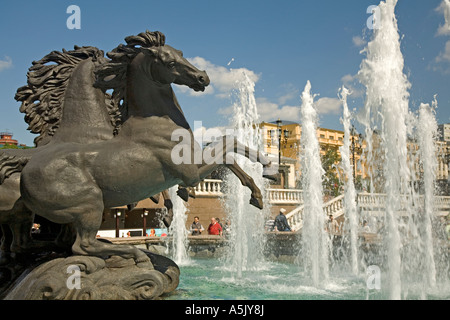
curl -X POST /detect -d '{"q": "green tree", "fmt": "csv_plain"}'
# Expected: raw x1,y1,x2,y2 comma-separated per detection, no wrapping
321,147,342,197
0,144,19,149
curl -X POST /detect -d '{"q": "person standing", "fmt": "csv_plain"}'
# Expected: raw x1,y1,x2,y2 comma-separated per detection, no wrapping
190,216,204,236
327,215,339,234
208,217,223,236
274,208,291,232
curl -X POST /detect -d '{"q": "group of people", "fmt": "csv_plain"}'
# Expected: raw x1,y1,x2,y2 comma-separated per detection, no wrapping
190,208,294,236
189,216,228,236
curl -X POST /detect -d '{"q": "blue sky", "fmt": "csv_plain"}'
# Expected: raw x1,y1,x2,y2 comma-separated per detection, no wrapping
1,0,449,146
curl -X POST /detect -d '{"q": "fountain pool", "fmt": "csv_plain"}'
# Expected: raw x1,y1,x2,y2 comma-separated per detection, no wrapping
163,257,450,300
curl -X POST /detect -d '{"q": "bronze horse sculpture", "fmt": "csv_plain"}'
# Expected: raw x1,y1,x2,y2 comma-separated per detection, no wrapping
0,31,272,268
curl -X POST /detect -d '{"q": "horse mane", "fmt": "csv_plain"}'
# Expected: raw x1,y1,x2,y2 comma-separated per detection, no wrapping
0,153,30,184
15,46,119,146
94,30,166,123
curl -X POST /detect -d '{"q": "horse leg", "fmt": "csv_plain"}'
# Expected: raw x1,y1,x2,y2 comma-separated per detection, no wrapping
7,200,57,256
70,195,151,268
0,224,12,265
225,163,264,209
201,135,276,178
195,136,268,209
161,189,173,228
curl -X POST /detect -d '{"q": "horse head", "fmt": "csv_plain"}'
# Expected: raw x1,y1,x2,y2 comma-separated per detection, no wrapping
94,30,210,124
141,45,209,92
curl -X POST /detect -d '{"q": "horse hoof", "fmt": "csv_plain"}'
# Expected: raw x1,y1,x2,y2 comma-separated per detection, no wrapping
177,188,189,202
163,217,172,228
250,197,263,210
127,203,137,211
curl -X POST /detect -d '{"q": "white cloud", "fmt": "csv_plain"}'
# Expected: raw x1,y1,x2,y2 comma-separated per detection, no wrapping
432,40,450,74
182,56,260,98
436,40,450,63
352,36,366,47
220,91,342,122
313,97,342,115
0,56,12,72
277,83,300,105
436,0,450,36
255,97,300,122
218,97,301,123
340,73,364,98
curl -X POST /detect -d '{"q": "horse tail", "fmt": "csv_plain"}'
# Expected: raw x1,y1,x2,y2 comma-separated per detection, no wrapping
0,148,36,184
15,46,110,147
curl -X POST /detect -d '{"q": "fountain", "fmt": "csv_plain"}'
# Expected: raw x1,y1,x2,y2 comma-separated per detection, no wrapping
221,70,270,279
165,0,450,299
358,0,449,299
168,186,191,266
417,101,438,289
339,86,359,276
299,80,330,286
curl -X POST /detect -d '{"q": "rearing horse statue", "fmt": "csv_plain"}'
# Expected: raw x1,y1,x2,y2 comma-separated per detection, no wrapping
0,31,272,266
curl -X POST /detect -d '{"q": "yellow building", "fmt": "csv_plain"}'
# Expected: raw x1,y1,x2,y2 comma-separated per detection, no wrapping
260,120,365,189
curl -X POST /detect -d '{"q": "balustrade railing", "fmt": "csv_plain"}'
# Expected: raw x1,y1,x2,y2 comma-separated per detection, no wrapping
192,181,450,230
286,194,345,231
193,179,223,196
285,193,450,232
266,188,303,204
193,180,304,205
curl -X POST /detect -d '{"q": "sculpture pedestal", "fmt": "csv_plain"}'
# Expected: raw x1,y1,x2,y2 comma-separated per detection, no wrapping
1,250,179,300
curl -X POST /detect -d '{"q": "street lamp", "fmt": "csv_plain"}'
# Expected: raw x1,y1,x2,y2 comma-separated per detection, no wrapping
115,210,122,238
142,210,149,236
273,118,289,168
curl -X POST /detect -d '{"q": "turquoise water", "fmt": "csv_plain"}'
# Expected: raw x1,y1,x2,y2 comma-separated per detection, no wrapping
163,258,449,300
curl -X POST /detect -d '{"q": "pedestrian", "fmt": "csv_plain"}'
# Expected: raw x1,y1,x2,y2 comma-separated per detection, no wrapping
208,217,223,236
361,220,371,233
274,208,291,232
190,216,204,235
327,215,339,234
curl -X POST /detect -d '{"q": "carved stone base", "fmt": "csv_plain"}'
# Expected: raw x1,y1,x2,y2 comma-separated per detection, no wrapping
1,250,179,300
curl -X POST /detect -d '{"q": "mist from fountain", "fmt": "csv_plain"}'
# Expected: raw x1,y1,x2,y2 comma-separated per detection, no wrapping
168,185,191,266
221,71,270,279
417,102,438,290
338,86,359,276
357,0,449,299
299,80,330,286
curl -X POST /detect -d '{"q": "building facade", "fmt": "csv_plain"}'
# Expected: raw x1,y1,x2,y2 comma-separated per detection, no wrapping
0,131,29,148
259,120,365,190
0,132,18,147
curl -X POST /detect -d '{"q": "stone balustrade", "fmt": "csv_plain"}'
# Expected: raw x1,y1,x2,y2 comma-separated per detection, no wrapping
266,188,303,204
193,179,304,205
193,179,223,197
286,192,450,232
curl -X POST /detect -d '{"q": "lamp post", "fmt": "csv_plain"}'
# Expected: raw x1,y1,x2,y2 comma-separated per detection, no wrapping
272,119,289,168
270,119,290,188
115,210,122,238
142,210,148,236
